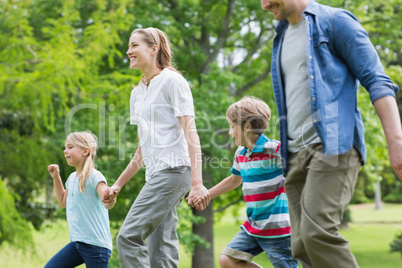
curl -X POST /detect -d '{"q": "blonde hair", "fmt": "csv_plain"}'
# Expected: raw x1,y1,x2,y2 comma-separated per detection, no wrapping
131,27,180,73
66,131,98,193
226,96,271,134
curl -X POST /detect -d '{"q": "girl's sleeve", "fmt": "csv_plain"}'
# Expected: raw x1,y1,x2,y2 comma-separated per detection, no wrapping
91,170,107,194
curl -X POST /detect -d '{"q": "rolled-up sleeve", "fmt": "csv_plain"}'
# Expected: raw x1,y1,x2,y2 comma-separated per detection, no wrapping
332,10,399,103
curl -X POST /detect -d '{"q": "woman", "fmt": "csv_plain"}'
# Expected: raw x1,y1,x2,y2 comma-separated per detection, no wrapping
103,27,210,267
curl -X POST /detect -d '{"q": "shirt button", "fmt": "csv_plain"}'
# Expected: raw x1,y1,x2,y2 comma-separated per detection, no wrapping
308,37,311,41
313,119,317,123
312,97,316,101
310,75,314,79
309,55,312,59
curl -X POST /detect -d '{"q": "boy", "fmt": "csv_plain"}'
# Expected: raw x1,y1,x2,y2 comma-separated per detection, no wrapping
194,96,298,268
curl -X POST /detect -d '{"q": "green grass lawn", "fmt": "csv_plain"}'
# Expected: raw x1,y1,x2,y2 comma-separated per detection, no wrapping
1,203,401,267
343,203,402,268
0,220,84,268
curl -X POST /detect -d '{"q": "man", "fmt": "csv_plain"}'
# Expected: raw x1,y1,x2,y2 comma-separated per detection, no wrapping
260,0,402,267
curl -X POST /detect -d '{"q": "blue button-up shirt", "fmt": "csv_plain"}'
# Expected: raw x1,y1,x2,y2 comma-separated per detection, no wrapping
271,0,399,172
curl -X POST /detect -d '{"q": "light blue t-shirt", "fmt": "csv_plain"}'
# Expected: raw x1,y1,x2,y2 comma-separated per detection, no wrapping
65,169,112,251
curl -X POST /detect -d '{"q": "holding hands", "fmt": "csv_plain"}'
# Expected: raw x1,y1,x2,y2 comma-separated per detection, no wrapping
102,186,120,204
186,185,210,211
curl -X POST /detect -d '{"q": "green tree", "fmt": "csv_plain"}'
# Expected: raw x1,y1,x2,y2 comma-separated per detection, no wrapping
0,0,135,249
340,0,402,204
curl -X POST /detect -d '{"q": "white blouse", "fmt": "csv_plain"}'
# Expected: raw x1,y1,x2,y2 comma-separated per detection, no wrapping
130,68,195,181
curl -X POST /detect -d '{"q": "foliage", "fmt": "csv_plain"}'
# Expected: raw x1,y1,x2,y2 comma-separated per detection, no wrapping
0,178,33,252
352,89,390,204
0,0,135,244
346,0,402,204
384,180,402,203
390,231,402,258
340,207,352,228
177,203,209,254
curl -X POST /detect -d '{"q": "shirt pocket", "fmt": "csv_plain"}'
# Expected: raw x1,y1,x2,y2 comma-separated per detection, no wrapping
313,35,333,68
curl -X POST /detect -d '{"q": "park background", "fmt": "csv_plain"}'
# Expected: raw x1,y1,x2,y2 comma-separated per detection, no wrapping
1,0,402,267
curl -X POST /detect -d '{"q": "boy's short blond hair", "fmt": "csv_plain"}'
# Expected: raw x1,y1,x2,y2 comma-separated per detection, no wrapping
226,96,271,134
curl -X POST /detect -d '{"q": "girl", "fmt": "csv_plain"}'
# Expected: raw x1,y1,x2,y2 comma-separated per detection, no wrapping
45,131,115,268
102,27,210,267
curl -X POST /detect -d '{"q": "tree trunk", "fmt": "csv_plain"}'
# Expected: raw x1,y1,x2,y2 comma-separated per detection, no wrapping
374,181,382,210
192,202,215,268
46,177,54,205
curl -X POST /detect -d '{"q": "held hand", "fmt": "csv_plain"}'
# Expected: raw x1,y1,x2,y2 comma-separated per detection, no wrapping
101,186,118,209
109,186,120,199
47,164,60,179
186,195,199,208
187,184,210,211
103,186,120,203
102,187,112,202
186,195,209,211
194,196,207,211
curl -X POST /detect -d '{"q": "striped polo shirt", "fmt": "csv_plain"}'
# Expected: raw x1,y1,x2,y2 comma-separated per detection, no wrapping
230,134,291,238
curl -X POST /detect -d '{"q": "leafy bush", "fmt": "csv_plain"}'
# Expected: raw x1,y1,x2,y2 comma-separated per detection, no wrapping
390,231,402,258
0,178,33,251
351,188,371,204
384,181,402,204
339,207,352,229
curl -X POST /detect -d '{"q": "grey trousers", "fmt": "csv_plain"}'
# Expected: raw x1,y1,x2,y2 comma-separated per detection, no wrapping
285,144,361,268
116,166,191,268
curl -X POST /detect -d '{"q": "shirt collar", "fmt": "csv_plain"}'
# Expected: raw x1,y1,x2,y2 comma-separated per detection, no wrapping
240,134,269,155
303,0,318,16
